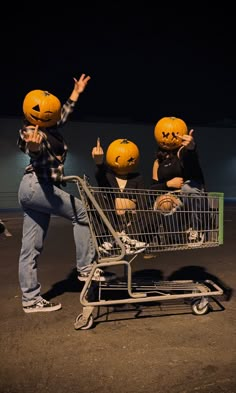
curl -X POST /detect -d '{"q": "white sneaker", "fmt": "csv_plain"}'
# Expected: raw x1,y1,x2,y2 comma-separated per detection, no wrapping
186,228,205,247
118,231,147,248
23,298,62,313
78,268,117,282
187,228,199,241
98,241,113,255
124,245,147,255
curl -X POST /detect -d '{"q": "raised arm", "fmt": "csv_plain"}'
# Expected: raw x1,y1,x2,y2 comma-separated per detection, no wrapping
70,73,91,102
60,73,91,125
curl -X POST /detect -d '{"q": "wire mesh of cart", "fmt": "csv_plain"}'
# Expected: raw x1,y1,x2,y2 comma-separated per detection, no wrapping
62,175,225,330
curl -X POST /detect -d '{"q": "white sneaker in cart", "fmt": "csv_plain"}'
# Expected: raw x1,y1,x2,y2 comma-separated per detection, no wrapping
78,268,117,282
186,228,205,247
98,241,113,255
118,231,147,249
124,244,147,255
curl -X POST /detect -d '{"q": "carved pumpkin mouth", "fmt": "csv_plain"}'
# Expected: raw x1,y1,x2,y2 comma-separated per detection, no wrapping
30,114,53,123
163,142,176,147
115,156,136,165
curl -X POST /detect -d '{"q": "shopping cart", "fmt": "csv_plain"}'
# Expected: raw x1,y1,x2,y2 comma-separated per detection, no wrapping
62,175,224,330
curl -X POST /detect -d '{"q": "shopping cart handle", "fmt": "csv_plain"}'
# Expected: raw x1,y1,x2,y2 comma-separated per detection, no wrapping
62,175,81,183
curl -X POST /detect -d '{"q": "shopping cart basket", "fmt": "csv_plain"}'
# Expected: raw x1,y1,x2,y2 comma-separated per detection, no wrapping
62,175,224,330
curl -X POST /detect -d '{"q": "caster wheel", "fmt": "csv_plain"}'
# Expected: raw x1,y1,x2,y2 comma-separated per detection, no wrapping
74,313,94,330
191,298,210,315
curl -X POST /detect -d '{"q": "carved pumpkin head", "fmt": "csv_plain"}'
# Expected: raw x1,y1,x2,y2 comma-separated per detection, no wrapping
154,116,188,150
23,89,61,128
106,138,140,175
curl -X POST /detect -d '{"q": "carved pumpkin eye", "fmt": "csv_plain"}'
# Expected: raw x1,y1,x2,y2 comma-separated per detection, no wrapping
154,116,188,150
106,138,140,175
23,89,61,128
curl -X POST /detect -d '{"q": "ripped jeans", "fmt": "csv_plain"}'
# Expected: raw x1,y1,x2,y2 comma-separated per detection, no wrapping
18,172,96,306
181,180,207,233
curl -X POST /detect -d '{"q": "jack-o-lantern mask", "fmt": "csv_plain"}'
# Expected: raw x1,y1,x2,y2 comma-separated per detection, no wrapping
23,90,61,128
154,116,188,150
106,138,140,175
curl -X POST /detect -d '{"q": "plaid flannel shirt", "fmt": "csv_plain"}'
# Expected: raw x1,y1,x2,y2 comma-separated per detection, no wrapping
17,98,76,184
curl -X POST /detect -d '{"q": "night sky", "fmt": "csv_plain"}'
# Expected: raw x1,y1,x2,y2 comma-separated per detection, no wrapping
1,4,235,125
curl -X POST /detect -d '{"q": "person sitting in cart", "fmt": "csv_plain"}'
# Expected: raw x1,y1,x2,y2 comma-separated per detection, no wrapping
91,137,150,255
150,116,207,246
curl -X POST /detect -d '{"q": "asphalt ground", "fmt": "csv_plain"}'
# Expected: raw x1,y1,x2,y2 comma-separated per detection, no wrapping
0,204,235,393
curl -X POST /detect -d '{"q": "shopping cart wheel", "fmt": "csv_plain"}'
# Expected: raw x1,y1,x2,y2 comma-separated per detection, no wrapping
191,297,210,316
74,313,94,330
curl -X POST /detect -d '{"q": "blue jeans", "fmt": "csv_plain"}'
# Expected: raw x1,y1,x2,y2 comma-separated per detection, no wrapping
181,180,207,231
18,172,96,306
181,180,204,195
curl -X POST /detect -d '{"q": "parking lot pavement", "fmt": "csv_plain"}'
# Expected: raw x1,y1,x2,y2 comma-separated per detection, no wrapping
0,206,235,393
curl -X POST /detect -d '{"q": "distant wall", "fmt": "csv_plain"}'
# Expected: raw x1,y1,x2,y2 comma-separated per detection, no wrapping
0,117,235,209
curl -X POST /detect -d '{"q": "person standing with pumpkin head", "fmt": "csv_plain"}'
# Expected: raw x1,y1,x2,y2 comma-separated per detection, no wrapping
151,116,207,245
17,73,116,314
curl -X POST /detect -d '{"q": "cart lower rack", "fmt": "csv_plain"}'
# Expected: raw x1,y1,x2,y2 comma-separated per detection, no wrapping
63,175,225,330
